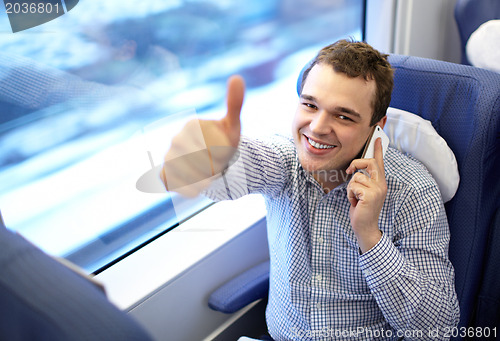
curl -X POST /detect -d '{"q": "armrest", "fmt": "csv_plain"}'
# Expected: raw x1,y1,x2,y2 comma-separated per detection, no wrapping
208,260,270,314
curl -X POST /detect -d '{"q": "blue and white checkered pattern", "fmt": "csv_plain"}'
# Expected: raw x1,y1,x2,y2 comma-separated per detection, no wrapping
205,135,460,341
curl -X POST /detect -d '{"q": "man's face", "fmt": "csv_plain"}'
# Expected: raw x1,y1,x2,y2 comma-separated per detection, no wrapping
292,63,385,185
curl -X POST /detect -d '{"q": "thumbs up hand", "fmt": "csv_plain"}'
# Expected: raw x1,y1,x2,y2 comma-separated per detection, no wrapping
160,75,245,197
216,75,244,148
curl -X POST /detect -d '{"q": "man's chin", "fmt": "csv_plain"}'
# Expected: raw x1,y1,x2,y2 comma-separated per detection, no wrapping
299,157,348,175
300,160,337,175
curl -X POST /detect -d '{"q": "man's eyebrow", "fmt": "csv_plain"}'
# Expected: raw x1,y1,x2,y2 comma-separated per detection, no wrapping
300,94,362,119
334,106,361,119
300,94,316,102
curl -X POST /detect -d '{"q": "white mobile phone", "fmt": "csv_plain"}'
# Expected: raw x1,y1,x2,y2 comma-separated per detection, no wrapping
361,125,389,159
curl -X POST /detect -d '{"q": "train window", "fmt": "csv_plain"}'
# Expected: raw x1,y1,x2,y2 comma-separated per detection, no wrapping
0,0,365,273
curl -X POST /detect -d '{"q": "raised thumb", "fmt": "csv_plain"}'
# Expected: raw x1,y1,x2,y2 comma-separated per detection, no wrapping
224,75,245,129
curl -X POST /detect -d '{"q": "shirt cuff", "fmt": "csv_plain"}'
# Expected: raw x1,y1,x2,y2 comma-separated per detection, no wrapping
358,233,405,288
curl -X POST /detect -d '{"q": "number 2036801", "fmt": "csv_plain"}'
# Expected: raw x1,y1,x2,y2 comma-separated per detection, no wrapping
443,327,497,338
5,2,62,14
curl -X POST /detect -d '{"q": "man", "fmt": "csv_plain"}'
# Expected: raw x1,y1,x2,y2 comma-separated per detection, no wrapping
161,39,460,340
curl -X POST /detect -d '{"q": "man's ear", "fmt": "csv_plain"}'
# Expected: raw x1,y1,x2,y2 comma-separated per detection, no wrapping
375,115,387,129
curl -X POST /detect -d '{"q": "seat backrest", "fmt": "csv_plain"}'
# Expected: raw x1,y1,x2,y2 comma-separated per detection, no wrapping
0,217,153,341
388,54,500,333
454,0,500,64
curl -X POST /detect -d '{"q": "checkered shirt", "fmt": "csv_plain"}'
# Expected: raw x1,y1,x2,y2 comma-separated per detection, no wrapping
204,135,460,341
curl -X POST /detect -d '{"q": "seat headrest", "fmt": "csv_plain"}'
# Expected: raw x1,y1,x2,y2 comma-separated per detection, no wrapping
384,108,460,203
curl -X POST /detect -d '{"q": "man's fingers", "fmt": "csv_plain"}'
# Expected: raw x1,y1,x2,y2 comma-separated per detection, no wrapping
346,160,378,180
347,182,366,207
224,75,245,130
346,141,385,181
347,172,370,203
351,171,371,186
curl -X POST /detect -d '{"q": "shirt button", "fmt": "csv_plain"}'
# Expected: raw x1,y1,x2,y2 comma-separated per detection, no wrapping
315,274,323,281
317,237,324,244
315,303,321,309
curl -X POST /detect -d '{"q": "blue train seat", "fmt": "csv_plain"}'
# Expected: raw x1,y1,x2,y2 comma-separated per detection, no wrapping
0,215,153,341
454,0,500,65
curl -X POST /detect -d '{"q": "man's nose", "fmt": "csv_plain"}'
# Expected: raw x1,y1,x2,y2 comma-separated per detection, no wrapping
309,110,332,135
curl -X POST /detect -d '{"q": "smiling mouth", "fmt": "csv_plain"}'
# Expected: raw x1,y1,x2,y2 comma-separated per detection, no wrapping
306,136,336,149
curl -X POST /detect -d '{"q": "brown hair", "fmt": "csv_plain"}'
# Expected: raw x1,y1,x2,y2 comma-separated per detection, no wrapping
300,39,394,126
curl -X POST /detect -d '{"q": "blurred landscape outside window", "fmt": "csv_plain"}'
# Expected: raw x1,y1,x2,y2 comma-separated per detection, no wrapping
0,0,364,273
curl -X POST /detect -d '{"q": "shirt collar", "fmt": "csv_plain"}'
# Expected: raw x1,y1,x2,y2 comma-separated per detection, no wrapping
297,162,348,196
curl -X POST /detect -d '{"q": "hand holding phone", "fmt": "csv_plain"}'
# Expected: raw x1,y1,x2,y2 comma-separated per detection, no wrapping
346,125,390,253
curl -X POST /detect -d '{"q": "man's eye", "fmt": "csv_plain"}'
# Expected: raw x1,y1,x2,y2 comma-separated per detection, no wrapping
302,103,317,110
339,115,352,121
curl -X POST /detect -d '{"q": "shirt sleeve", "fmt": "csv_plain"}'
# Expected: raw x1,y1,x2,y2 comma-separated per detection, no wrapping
202,135,290,201
358,184,460,340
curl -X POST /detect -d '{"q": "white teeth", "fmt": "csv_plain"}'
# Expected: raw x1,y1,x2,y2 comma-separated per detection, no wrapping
307,137,335,149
